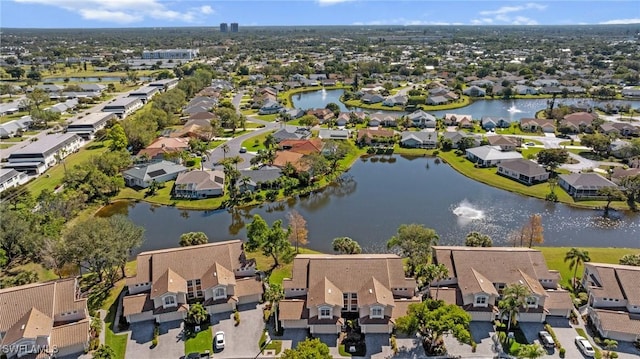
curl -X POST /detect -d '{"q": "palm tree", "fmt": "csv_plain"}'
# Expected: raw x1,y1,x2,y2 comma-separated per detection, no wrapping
263,133,276,150
230,155,243,171
602,339,618,359
221,143,230,161
419,263,449,298
498,283,531,331
264,283,284,332
564,248,591,289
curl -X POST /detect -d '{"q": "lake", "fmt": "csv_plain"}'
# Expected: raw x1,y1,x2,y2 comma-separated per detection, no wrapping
99,156,640,255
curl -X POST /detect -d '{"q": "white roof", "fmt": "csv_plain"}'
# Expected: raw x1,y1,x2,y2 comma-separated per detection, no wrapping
466,145,523,161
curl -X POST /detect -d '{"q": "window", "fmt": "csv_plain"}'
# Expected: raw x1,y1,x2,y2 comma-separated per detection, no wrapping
164,295,176,307
319,307,332,319
214,287,226,299
371,307,384,319
526,296,537,307
475,295,487,306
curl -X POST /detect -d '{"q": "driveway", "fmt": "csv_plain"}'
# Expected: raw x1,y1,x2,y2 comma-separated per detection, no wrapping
545,317,586,359
209,303,265,359
444,321,498,358
125,320,185,359
384,334,425,359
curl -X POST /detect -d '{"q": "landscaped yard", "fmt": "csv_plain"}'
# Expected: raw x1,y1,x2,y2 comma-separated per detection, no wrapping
241,130,275,152
99,260,137,359
114,180,228,210
184,326,213,355
537,247,637,288
246,247,322,285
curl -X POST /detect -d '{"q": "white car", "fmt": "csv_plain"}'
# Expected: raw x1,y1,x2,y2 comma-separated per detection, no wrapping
214,331,225,350
575,336,595,357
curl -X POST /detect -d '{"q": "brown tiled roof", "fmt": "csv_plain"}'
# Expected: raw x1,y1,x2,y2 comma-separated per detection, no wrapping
563,112,597,124
151,268,187,299
188,112,216,121
175,170,225,191
153,303,189,315
278,139,324,155
308,277,343,307
487,135,517,146
358,277,395,307
544,290,573,311
202,262,236,290
390,298,421,320
2,308,52,345
279,299,308,321
122,293,154,317
498,159,548,177
519,269,548,296
470,268,499,296
128,240,245,288
585,263,640,306
429,287,461,306
50,319,90,349
272,151,307,171
234,277,264,298
592,309,640,335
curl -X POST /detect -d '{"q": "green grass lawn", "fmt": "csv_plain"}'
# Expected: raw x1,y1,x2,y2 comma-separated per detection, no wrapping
537,247,638,289
391,144,437,157
496,126,533,136
520,147,543,159
1,136,26,142
258,330,282,354
114,180,228,210
255,113,279,122
241,130,274,152
26,141,112,197
246,247,322,285
0,143,14,149
437,151,628,210
184,326,213,355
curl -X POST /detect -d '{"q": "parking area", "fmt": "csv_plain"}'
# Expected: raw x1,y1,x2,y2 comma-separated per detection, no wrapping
125,320,185,359
209,303,265,359
445,321,498,358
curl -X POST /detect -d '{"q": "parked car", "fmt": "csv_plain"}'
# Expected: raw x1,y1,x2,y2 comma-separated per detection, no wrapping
525,142,535,146
214,331,225,350
538,331,554,349
575,336,595,357
239,147,247,153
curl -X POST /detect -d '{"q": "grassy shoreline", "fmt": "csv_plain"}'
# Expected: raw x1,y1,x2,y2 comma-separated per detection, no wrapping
278,84,351,108
343,95,471,112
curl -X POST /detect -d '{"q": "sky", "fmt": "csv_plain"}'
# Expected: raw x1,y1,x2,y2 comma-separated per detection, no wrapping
1,0,639,28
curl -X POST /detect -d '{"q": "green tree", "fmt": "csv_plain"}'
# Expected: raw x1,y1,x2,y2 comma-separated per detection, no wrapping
280,338,331,359
387,224,439,277
619,253,640,266
581,133,612,157
597,187,626,215
465,232,493,247
179,232,209,247
620,174,640,210
536,149,569,174
107,124,128,151
564,248,591,289
263,133,277,150
264,283,285,332
395,299,471,354
602,339,618,359
323,140,351,173
332,237,362,254
498,283,531,331
325,102,340,116
92,345,115,359
456,136,476,152
246,215,293,267
185,303,208,325
418,263,449,297
517,343,546,359
216,107,239,133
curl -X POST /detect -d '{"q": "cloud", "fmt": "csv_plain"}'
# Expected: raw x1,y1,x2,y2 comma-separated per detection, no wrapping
13,0,214,24
600,18,640,24
316,0,353,6
479,3,546,16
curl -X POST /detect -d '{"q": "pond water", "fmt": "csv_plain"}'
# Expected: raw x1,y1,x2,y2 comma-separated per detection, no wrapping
99,156,640,255
291,89,640,120
43,76,152,83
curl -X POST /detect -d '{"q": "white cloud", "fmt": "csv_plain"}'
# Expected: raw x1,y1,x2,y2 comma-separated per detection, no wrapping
479,3,546,16
600,18,640,24
13,0,214,24
316,0,353,6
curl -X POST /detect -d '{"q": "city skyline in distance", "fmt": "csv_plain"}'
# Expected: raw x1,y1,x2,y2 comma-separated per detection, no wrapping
1,0,639,28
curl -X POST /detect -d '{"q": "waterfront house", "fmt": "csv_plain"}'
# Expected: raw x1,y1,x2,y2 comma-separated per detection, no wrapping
497,159,549,185
581,263,640,342
382,94,408,107
279,254,420,334
356,129,396,146
442,131,480,149
466,145,523,167
426,96,449,105
123,160,187,189
400,131,438,149
560,112,597,133
259,100,283,115
463,86,486,97
431,246,573,322
481,117,510,130
558,173,618,199
520,118,556,133
443,114,472,126
361,93,385,104
407,110,437,128
123,241,262,323
0,279,90,358
278,139,324,155
173,170,225,198
238,168,282,192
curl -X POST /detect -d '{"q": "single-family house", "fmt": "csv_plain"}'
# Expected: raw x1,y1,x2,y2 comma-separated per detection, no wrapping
137,137,190,161
486,135,518,151
466,145,523,167
463,86,486,97
426,96,449,105
272,151,307,172
600,122,640,137
123,160,187,188
170,119,213,141
442,131,480,149
443,114,472,127
259,100,283,115
431,246,573,322
560,112,598,133
497,159,549,185
481,117,510,130
622,88,640,98
0,279,91,358
279,254,420,334
361,93,385,104
581,263,640,342
272,128,311,143
307,108,334,123
407,110,437,128
369,112,399,127
123,241,262,323
0,168,29,193
278,139,324,155
610,167,640,185
513,85,538,95
520,118,556,133
318,129,350,140
238,169,282,192
5,133,83,175
400,131,438,149
382,95,408,107
284,108,305,120
356,129,396,146
173,170,225,198
558,173,619,199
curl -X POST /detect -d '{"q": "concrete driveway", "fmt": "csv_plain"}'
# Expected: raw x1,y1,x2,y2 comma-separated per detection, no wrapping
125,320,185,359
385,334,426,359
545,317,586,359
445,321,498,358
273,328,308,353
209,303,265,359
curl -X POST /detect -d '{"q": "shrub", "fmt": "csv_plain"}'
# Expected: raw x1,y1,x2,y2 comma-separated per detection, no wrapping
390,335,398,354
559,347,566,358
471,341,477,353
544,324,561,348
233,310,240,326
151,337,158,348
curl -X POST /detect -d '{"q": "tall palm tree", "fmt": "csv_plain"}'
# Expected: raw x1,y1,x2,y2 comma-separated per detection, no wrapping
263,133,276,150
420,263,449,298
564,248,591,289
498,283,531,331
230,155,243,171
221,143,230,161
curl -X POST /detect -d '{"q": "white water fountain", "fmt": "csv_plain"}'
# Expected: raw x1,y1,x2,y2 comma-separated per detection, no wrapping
321,88,327,100
452,200,485,224
507,102,522,114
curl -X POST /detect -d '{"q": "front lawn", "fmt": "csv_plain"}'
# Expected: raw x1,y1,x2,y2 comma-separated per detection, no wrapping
184,326,213,355
254,113,279,122
241,130,275,152
537,247,637,289
114,180,228,210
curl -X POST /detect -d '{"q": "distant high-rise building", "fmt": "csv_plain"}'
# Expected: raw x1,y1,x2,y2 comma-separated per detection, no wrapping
230,23,239,33
220,23,228,33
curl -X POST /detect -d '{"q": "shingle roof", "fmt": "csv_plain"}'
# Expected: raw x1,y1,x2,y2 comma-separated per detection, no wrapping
544,290,573,311
201,262,236,290
279,299,308,320
151,268,187,299
466,145,523,161
175,170,225,191
584,263,640,306
308,277,343,307
234,277,264,298
592,309,640,336
498,159,548,177
50,319,90,350
122,293,154,317
559,173,617,189
2,308,53,345
357,277,395,307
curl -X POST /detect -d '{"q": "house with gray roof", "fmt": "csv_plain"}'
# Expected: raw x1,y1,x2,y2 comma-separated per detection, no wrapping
463,86,486,97
318,129,350,140
481,116,510,130
272,128,311,143
238,168,282,192
407,110,436,128
102,97,143,119
558,173,618,199
173,170,225,198
0,116,32,139
6,133,83,174
148,78,179,92
497,159,549,185
123,160,187,188
466,145,523,167
66,112,116,140
128,86,159,103
442,131,480,149
259,99,283,115
400,131,438,149
0,168,28,193
426,95,449,105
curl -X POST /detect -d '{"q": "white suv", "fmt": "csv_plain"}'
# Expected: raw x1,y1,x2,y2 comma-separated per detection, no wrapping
575,336,595,357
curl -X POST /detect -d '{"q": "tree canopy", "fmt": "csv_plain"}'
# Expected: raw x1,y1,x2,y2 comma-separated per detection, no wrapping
246,215,293,267
280,338,332,359
387,224,439,276
332,237,362,254
179,232,209,247
465,232,493,247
